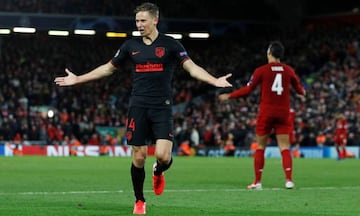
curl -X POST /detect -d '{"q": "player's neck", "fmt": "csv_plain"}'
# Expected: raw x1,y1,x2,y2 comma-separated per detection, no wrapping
143,29,159,45
268,57,280,64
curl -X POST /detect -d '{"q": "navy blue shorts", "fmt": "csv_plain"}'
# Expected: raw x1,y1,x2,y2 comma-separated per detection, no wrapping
125,106,174,146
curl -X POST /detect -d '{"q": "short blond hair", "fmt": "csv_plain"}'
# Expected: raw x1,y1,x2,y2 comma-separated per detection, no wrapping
134,2,159,18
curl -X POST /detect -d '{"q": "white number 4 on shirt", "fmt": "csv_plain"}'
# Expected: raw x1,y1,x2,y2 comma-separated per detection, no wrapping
271,73,283,95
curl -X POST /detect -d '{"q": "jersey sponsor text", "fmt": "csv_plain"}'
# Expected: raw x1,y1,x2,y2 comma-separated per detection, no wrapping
136,63,164,72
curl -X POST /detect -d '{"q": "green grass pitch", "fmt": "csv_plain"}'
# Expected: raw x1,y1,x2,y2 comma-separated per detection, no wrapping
0,156,359,215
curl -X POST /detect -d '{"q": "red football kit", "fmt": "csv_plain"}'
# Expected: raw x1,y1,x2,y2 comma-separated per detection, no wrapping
334,119,348,145
229,62,305,136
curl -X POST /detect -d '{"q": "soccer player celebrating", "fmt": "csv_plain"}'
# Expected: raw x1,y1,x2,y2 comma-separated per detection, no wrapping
219,41,305,190
54,2,232,214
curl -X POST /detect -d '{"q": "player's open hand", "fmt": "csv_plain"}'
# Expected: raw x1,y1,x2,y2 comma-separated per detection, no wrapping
296,93,306,102
54,68,77,86
218,93,230,101
215,73,233,87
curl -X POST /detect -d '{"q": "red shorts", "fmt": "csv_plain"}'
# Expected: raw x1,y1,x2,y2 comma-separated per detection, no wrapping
256,113,290,136
334,134,347,145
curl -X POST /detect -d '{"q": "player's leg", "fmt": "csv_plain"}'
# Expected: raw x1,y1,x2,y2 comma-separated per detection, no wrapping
154,139,173,173
131,146,147,214
152,139,173,195
131,146,147,201
247,134,268,190
341,145,346,159
150,108,174,195
275,115,294,189
248,114,270,190
126,107,148,214
335,138,343,159
341,138,347,159
277,134,294,189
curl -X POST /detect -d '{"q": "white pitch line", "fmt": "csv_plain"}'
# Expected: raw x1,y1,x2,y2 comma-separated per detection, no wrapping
0,190,124,196
2,186,360,196
153,185,360,193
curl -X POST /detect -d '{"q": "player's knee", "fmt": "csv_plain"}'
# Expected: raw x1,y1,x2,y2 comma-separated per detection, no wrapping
133,155,146,167
132,147,147,166
155,151,171,164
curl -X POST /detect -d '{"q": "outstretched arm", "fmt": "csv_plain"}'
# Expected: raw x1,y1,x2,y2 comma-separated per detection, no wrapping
54,61,117,86
296,91,306,102
218,93,231,101
182,59,232,87
218,85,252,101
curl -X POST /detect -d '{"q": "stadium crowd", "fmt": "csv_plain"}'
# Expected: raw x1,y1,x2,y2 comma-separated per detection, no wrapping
0,0,280,21
1,20,360,151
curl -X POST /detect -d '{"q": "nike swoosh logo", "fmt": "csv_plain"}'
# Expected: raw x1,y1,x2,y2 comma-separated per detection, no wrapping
132,51,140,56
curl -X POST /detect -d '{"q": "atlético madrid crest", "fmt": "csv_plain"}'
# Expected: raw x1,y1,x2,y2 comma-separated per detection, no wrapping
155,47,165,58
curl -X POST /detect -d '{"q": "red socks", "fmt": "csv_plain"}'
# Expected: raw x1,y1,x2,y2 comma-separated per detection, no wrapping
254,149,265,183
253,149,293,183
281,149,293,181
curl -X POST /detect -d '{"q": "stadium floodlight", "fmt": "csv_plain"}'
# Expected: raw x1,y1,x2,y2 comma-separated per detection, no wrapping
48,30,69,36
0,29,11,34
74,29,96,35
165,33,183,39
13,27,36,33
47,109,55,118
188,32,210,39
106,32,127,38
132,31,141,36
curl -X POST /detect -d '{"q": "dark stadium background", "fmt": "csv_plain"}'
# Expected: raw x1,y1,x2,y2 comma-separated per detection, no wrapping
0,0,359,158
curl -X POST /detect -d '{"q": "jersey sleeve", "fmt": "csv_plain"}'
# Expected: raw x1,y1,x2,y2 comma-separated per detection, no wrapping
110,41,130,68
289,67,305,95
229,69,261,99
229,85,251,98
172,39,190,65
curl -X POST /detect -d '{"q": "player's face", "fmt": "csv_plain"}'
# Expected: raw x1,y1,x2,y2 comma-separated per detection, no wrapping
135,11,158,37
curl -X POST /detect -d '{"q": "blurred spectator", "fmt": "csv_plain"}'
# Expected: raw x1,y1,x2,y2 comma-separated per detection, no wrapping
291,144,304,158
88,133,101,145
223,132,236,156
69,134,81,156
334,113,348,159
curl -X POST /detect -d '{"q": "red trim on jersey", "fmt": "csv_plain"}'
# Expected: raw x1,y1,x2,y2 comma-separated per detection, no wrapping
180,57,190,66
109,60,118,68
